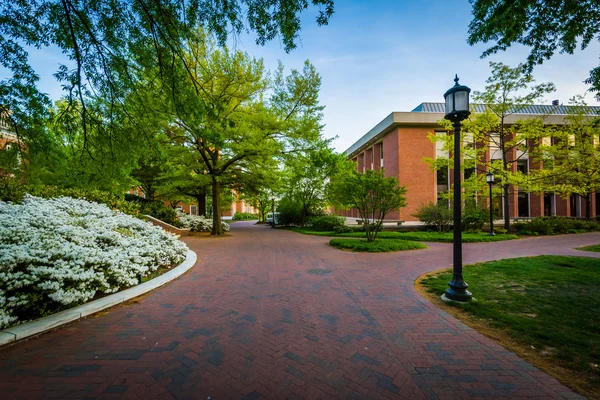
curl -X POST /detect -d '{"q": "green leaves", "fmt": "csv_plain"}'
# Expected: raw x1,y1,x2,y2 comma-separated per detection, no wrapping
468,0,600,94
329,169,407,242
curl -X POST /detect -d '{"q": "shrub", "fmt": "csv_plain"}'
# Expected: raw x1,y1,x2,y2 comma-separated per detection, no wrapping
0,174,26,203
26,185,140,216
177,212,230,232
308,215,346,231
0,195,188,329
462,202,492,231
140,201,178,225
233,212,257,220
513,216,600,235
413,202,453,232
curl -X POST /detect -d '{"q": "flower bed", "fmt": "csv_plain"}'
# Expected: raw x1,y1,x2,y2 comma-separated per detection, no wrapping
0,195,188,329
177,212,230,232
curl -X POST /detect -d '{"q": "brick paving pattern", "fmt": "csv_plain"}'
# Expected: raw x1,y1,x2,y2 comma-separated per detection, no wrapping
1,222,598,399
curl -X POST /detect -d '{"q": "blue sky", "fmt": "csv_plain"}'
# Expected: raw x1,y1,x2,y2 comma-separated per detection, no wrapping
11,0,600,152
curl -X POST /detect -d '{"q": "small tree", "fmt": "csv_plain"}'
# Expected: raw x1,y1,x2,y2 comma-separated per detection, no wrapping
329,169,407,242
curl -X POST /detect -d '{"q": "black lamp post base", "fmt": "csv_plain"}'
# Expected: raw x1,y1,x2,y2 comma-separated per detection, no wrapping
443,278,472,302
489,232,496,236
441,292,475,303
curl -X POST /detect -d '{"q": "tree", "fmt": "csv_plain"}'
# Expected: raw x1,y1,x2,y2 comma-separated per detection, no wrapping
137,33,324,235
27,98,142,192
530,97,600,220
468,0,600,95
329,169,407,242
0,1,334,155
155,143,211,215
280,144,348,226
427,62,554,229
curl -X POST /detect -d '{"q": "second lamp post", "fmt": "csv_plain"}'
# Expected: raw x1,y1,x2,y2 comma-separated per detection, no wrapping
442,75,472,302
486,172,495,236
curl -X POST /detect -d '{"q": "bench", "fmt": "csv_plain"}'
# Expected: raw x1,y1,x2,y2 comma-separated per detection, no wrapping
356,219,405,226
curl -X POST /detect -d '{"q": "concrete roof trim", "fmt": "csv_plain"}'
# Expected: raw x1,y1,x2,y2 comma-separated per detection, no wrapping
344,112,445,157
344,106,594,158
344,113,395,156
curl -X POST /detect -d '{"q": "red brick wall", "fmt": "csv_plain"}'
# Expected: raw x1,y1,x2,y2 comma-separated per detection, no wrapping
397,127,436,221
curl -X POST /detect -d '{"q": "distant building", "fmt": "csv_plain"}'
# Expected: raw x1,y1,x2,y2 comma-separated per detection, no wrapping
340,102,600,222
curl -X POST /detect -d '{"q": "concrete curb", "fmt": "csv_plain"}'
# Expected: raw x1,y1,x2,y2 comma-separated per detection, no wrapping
0,249,197,347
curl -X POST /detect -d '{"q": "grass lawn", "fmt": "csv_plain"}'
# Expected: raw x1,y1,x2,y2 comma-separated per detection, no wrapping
288,227,519,242
577,244,600,252
287,227,338,236
329,238,427,252
418,255,600,398
337,231,520,243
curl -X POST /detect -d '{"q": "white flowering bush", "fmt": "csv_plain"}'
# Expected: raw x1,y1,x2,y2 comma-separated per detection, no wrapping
177,212,230,232
0,195,188,329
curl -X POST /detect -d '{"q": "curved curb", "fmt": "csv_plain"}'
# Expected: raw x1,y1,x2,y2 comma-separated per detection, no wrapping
0,250,197,347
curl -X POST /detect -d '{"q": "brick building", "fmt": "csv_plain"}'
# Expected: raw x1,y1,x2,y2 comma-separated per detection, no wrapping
340,102,600,222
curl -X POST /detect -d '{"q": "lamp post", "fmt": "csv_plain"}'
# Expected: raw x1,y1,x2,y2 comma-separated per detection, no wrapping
442,75,472,302
486,172,495,236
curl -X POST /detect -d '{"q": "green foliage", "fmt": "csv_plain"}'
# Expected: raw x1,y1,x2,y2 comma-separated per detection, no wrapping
278,197,322,226
329,238,426,253
462,201,493,231
0,175,26,203
529,97,600,220
233,212,257,220
26,185,140,216
141,202,178,225
468,0,600,95
0,0,334,157
281,144,351,227
337,231,519,243
513,216,600,235
137,33,325,235
413,202,453,233
420,255,600,397
328,169,407,242
307,215,346,231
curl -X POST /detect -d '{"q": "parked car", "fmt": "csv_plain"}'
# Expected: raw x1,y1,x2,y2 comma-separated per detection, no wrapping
266,212,280,225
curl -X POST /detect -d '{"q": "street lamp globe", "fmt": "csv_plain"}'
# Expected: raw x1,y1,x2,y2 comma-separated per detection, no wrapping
444,75,471,122
486,172,495,184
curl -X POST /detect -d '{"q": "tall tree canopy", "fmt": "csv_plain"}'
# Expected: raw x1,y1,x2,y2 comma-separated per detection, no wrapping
0,0,334,149
136,32,325,235
468,0,600,94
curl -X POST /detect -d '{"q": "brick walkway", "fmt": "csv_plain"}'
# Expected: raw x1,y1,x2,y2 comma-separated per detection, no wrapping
1,222,599,399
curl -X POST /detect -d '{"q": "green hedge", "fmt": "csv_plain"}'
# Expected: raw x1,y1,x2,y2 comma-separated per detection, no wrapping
233,212,257,220
513,216,600,235
307,215,346,231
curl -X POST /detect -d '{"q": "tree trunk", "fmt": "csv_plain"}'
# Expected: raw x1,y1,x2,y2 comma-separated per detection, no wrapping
211,179,223,235
196,193,206,216
503,184,510,230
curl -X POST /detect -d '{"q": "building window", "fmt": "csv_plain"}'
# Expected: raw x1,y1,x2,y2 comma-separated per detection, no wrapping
190,205,198,215
544,193,554,216
570,194,579,217
436,167,449,205
517,160,528,174
380,144,384,167
518,192,529,217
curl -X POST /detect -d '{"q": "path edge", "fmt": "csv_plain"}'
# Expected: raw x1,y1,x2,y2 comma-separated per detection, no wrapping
0,249,197,347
